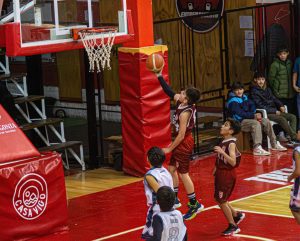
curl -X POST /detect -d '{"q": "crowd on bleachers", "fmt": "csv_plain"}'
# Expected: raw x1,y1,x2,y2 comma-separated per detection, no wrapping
227,46,300,155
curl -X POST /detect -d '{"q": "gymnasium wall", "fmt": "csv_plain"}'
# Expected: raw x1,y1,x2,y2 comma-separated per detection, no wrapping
10,0,257,108
100,0,257,106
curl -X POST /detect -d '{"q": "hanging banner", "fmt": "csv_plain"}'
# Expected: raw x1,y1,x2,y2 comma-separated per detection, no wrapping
176,0,224,33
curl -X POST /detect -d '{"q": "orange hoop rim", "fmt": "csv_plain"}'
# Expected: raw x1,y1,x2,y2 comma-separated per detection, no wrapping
72,26,118,40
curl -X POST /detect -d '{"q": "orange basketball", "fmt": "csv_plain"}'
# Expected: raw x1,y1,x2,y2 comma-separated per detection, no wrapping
146,53,164,73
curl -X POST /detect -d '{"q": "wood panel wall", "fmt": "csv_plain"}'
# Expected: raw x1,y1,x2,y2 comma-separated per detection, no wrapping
56,0,256,106
102,0,256,105
56,50,82,100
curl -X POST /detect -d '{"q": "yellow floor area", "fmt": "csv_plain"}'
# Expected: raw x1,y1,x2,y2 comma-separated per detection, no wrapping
65,168,142,199
231,186,293,218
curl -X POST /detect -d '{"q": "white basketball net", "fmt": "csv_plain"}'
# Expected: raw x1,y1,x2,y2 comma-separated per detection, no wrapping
79,29,116,73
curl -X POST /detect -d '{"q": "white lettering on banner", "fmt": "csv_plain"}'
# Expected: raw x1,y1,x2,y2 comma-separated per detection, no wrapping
0,122,17,135
245,167,293,185
0,123,17,131
13,173,48,220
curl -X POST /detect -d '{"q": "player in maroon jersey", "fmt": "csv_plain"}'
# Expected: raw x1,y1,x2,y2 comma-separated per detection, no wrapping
213,118,245,235
156,69,204,221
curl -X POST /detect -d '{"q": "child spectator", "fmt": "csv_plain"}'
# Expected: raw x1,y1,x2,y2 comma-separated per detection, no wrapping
213,118,245,235
227,81,276,155
269,46,295,115
150,186,187,241
292,56,300,128
287,146,300,225
251,71,297,147
142,147,173,240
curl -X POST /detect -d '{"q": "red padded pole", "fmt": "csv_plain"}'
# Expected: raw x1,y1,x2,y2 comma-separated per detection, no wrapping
124,0,154,47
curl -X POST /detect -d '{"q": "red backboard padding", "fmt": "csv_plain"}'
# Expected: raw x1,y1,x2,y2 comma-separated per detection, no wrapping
1,10,134,56
0,105,39,163
0,152,68,241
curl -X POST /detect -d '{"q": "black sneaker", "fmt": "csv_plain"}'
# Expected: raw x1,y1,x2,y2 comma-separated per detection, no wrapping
233,212,245,225
222,224,240,236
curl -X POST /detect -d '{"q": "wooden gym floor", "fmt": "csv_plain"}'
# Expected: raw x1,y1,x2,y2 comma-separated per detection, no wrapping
35,149,299,241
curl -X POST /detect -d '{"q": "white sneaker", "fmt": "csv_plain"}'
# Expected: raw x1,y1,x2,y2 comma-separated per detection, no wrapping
270,141,287,151
253,145,270,156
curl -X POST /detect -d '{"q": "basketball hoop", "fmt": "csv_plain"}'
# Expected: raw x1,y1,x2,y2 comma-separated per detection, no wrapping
75,27,117,73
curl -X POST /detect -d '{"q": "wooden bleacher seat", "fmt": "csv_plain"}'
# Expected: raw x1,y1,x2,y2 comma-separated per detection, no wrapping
236,131,251,152
38,141,83,152
20,118,62,131
14,95,45,104
0,73,27,81
197,116,222,124
104,136,122,165
39,141,85,170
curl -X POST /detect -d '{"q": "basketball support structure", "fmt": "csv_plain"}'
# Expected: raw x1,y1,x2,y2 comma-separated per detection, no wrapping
117,0,171,176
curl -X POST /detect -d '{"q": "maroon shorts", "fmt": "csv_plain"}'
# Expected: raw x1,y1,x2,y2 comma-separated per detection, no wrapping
169,133,194,174
214,168,236,204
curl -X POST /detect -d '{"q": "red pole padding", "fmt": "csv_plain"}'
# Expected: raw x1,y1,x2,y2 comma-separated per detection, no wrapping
0,152,68,241
119,47,171,177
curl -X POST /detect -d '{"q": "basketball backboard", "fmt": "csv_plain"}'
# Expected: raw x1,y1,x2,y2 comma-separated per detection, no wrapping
0,0,133,56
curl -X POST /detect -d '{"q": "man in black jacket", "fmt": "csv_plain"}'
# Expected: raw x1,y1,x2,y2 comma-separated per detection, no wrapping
251,72,299,143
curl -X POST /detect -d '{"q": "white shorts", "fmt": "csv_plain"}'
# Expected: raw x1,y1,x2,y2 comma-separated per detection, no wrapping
290,184,300,212
141,204,160,239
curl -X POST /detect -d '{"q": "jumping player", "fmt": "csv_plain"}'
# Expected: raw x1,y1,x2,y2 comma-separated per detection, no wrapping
156,70,204,220
213,118,245,235
150,186,187,241
142,147,174,240
287,146,300,224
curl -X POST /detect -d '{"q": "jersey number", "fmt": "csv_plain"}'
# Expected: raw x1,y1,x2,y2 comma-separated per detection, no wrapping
168,227,179,241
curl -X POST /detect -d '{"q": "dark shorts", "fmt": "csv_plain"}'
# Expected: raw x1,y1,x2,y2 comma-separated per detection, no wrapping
290,203,300,212
170,133,194,174
214,168,236,204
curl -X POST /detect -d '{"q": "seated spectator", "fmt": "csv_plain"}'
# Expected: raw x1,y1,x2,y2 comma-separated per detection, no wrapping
251,72,299,144
292,55,300,129
227,81,285,156
269,46,296,115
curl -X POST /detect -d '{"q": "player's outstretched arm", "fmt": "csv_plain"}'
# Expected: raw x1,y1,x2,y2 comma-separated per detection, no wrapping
156,72,177,101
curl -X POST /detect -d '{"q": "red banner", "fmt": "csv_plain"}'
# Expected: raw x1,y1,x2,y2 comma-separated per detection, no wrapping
0,105,39,163
0,152,68,241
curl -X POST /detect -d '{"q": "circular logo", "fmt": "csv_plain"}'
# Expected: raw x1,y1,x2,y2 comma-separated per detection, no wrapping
13,173,48,220
176,0,224,33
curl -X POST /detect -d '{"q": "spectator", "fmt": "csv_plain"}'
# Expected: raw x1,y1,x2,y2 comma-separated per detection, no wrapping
251,72,298,145
269,46,296,115
227,81,281,155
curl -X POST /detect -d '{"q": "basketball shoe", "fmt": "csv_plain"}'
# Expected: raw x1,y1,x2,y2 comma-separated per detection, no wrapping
183,201,204,220
233,212,245,225
222,223,240,236
174,197,182,209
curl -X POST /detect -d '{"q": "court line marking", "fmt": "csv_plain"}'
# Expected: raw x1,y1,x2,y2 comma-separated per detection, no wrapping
235,234,276,241
233,208,294,219
93,185,292,241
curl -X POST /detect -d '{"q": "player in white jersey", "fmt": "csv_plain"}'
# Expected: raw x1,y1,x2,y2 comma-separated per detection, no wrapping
150,186,187,241
142,147,174,240
288,145,300,224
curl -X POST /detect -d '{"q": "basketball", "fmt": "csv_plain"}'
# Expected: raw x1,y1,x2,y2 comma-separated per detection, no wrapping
146,53,164,73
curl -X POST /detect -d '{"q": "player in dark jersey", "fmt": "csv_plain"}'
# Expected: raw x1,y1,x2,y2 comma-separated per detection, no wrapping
213,118,245,235
156,69,204,221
